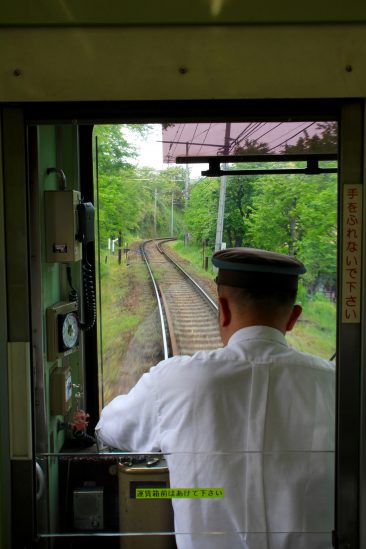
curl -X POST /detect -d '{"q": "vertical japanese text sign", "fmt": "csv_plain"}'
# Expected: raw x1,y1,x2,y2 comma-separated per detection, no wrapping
342,184,363,323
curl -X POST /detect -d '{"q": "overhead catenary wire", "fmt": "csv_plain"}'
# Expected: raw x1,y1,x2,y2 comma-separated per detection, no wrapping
175,123,187,154
197,123,213,156
229,122,266,152
244,121,284,148
165,121,327,167
191,122,199,144
227,122,264,152
266,122,316,152
168,123,182,154
254,121,310,149
170,123,187,160
194,122,220,139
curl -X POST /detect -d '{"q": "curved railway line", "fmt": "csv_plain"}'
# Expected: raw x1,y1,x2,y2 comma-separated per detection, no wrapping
141,238,222,357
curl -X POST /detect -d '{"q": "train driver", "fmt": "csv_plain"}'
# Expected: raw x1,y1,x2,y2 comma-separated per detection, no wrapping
96,247,335,549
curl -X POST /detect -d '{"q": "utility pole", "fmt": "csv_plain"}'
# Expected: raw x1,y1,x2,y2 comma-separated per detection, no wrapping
154,188,157,237
185,142,190,201
214,123,231,252
215,167,228,252
184,142,190,245
171,191,174,237
118,230,122,265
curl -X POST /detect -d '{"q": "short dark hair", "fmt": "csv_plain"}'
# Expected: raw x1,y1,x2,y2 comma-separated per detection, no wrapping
219,282,297,315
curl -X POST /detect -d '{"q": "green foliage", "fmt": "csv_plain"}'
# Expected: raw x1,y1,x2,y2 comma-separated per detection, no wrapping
94,125,187,242
95,123,338,369
94,124,337,298
233,139,270,155
134,165,186,237
169,239,336,359
94,125,137,173
283,122,337,154
185,168,337,293
98,254,157,402
170,240,215,279
98,170,145,245
287,292,336,359
223,172,258,247
303,292,336,331
247,172,337,291
247,169,303,255
185,178,219,245
296,281,307,305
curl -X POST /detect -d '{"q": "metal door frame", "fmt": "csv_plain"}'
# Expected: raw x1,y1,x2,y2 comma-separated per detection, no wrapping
336,102,364,548
2,98,365,547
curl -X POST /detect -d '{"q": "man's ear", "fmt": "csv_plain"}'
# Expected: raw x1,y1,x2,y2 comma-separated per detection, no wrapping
218,296,231,328
286,304,302,332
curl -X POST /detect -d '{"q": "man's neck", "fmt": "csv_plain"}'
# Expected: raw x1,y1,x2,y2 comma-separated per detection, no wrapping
221,319,286,346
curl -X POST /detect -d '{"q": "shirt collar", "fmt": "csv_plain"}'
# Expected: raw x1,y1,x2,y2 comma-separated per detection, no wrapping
227,325,288,348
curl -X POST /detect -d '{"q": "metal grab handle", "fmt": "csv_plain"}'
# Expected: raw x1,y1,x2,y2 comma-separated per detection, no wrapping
35,462,45,501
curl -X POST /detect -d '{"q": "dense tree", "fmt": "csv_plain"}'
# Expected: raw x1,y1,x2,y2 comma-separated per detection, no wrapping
223,172,258,247
247,176,302,256
135,166,186,237
233,139,270,155
95,124,187,243
185,167,337,294
97,170,146,245
247,172,337,291
296,179,337,292
94,125,137,173
94,124,338,296
283,122,337,154
185,178,220,245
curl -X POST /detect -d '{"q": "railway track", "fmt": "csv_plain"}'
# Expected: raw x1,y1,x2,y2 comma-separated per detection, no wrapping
142,239,222,357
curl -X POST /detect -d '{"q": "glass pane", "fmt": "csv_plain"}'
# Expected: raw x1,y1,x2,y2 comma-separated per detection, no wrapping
33,120,337,547
36,450,334,546
32,120,335,546
162,121,337,162
94,123,337,408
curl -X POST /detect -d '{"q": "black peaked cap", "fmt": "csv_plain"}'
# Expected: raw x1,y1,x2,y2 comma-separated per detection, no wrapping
212,247,306,289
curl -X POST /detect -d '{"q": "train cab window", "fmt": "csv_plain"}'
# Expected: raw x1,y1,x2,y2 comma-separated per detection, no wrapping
33,116,338,546
94,121,337,407
89,119,337,546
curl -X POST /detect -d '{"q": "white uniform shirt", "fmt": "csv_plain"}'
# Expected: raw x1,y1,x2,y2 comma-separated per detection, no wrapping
96,326,335,549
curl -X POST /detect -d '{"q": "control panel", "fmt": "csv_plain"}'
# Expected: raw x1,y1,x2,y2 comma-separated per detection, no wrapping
46,301,79,361
50,365,73,416
44,189,82,263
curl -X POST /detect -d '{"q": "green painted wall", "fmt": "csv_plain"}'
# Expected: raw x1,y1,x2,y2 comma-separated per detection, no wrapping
37,124,82,535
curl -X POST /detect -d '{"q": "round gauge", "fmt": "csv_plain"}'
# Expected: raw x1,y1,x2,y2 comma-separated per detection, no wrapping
61,312,79,349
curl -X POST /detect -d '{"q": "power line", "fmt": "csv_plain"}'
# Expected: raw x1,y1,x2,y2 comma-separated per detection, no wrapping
238,122,267,144
191,123,199,144
197,123,213,156
168,123,182,153
174,123,187,157
227,123,257,151
194,122,220,139
245,121,283,146
169,123,183,159
229,122,266,152
267,122,316,152
266,122,312,149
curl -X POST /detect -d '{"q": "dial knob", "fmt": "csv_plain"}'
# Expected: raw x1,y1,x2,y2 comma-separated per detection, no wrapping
60,312,79,349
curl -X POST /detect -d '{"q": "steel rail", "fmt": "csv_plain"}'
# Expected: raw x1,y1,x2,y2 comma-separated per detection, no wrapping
142,237,219,359
140,241,169,360
156,239,218,313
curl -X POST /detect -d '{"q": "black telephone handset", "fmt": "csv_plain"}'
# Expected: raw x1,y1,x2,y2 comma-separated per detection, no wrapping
77,202,95,245
67,201,96,332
